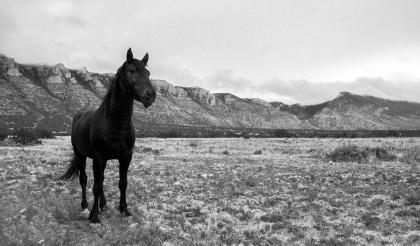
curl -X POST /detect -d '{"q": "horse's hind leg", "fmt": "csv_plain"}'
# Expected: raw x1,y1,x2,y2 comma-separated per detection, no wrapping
99,174,107,211
77,154,88,209
118,155,132,216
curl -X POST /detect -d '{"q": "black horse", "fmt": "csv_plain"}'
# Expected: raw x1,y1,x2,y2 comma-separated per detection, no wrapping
60,48,156,223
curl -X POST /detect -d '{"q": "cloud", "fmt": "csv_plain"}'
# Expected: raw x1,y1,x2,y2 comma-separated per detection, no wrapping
151,62,204,87
205,69,251,91
258,77,420,104
0,8,17,33
53,15,88,28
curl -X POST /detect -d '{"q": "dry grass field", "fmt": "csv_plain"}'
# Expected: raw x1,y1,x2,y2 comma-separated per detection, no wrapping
1,137,419,245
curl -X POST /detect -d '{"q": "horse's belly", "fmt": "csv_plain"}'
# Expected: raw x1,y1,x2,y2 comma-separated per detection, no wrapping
93,141,131,160
72,130,91,156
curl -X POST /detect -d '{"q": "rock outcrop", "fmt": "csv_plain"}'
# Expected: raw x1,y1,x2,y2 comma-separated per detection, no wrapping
0,54,21,77
184,87,216,106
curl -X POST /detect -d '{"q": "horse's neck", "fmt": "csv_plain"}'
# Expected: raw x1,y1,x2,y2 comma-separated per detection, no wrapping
102,80,134,129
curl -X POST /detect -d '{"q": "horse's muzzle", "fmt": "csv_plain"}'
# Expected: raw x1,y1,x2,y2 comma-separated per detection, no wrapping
143,99,154,108
135,89,156,108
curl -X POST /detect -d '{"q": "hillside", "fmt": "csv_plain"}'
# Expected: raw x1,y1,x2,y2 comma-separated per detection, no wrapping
1,54,420,131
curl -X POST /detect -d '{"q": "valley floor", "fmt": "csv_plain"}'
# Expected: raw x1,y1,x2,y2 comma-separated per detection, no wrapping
0,137,419,245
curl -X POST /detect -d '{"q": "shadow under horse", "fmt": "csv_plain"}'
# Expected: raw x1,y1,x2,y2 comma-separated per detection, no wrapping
60,48,156,223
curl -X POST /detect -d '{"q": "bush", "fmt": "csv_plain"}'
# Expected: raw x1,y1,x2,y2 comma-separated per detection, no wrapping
260,212,284,223
253,150,262,155
189,141,198,148
273,129,291,138
159,130,181,138
141,147,160,155
142,147,153,152
222,150,229,155
0,127,8,141
405,191,420,206
244,175,257,187
34,128,55,139
11,128,42,145
401,146,419,168
327,144,396,163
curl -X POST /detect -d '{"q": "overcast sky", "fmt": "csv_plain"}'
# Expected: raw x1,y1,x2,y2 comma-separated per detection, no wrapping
1,0,420,104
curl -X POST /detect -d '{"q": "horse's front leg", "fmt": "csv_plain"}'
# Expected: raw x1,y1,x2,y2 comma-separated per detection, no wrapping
89,156,107,223
118,154,132,216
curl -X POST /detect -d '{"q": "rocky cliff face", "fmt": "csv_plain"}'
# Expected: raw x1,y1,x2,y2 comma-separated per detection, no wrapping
309,92,420,130
1,54,420,131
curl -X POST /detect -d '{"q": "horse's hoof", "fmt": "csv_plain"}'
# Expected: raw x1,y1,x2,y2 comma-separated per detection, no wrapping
89,217,101,224
88,210,100,223
88,213,100,224
119,206,132,216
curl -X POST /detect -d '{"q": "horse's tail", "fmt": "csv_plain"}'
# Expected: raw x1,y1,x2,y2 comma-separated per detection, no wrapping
59,154,81,180
60,112,84,180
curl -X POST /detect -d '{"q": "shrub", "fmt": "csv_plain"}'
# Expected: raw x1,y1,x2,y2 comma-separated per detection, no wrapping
401,146,419,168
260,212,284,223
360,213,381,229
34,128,55,139
142,147,153,152
327,144,396,163
273,129,291,138
11,128,42,145
395,209,420,218
222,150,229,155
159,130,181,138
244,175,257,187
369,146,397,161
405,191,420,206
0,127,8,141
141,147,160,155
253,150,262,155
189,141,198,148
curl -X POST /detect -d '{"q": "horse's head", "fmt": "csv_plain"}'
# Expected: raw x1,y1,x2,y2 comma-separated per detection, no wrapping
120,48,156,108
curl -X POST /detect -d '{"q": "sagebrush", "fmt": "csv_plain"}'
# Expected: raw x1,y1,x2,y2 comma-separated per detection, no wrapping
327,144,396,163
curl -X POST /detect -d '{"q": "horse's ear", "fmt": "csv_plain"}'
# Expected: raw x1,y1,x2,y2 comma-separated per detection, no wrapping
141,52,149,66
126,48,133,63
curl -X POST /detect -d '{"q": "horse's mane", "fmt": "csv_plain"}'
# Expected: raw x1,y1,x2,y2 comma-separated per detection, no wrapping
103,64,125,114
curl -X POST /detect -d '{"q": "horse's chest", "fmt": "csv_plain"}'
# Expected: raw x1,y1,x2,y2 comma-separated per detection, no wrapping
99,136,132,158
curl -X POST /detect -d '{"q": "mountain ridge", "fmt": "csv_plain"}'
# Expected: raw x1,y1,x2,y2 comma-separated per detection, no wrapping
1,53,420,131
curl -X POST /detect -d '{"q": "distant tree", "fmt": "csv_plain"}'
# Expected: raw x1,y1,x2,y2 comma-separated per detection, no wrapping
34,128,55,139
274,129,290,138
11,128,41,145
0,127,8,141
